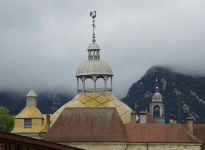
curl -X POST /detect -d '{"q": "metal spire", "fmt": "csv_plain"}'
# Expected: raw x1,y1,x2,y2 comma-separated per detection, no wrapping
31,77,33,89
90,9,96,43
156,77,158,87
156,77,159,92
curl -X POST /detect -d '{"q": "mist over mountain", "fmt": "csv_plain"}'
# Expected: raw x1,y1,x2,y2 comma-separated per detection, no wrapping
0,90,74,115
1,65,205,124
121,66,205,124
0,1,205,99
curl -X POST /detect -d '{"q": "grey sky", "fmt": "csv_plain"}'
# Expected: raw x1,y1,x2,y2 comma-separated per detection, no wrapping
0,0,205,99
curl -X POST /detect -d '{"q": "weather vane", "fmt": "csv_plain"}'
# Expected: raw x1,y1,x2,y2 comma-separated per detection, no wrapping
90,7,96,43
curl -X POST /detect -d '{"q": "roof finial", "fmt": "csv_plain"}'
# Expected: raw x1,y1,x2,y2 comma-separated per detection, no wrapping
31,77,33,89
90,8,96,43
156,77,159,92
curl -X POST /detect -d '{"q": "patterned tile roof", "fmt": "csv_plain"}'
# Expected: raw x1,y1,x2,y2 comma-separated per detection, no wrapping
14,106,43,118
50,93,134,126
12,108,51,133
11,114,52,133
124,124,201,143
136,111,157,124
43,107,128,142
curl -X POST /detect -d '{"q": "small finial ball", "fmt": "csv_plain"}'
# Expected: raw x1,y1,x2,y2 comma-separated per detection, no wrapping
156,87,159,92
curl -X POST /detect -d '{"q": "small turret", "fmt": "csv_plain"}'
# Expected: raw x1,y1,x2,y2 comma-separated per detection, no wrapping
26,85,38,107
149,79,165,124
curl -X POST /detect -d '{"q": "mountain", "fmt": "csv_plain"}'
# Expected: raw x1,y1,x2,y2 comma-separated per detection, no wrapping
1,66,205,124
121,66,205,124
0,90,74,115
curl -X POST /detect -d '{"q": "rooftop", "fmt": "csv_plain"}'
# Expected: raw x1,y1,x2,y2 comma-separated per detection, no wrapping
124,124,201,143
136,111,157,124
43,107,128,142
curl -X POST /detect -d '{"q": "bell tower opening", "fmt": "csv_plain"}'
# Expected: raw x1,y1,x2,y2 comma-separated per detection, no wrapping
150,86,165,124
153,105,160,118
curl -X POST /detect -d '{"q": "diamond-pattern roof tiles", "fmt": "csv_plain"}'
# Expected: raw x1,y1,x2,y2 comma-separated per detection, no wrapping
50,93,134,126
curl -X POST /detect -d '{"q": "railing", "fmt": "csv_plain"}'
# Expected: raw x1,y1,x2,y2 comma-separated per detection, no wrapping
77,88,112,94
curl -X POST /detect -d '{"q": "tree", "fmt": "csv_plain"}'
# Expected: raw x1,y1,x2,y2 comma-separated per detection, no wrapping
0,106,15,132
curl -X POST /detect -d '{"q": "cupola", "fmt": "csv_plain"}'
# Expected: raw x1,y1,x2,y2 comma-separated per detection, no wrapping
76,10,113,94
26,85,38,107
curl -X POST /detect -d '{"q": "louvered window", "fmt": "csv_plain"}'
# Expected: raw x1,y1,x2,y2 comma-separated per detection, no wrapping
24,118,32,128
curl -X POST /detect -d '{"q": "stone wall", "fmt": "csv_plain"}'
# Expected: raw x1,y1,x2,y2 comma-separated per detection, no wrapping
59,142,202,150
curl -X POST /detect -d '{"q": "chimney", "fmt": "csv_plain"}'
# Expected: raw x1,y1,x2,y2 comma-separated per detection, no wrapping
170,115,173,124
187,117,194,134
140,111,147,124
173,117,177,124
130,111,137,124
46,115,50,132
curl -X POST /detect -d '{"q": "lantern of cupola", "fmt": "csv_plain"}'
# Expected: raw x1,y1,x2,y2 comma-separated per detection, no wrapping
76,11,113,94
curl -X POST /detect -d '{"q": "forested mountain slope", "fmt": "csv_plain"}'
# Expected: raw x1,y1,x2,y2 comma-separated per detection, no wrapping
121,66,205,123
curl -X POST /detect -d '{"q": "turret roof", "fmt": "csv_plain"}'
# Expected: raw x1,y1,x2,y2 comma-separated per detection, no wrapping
26,85,37,97
14,106,43,119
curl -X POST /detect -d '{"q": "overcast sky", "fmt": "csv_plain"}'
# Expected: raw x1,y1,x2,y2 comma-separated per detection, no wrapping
0,0,205,99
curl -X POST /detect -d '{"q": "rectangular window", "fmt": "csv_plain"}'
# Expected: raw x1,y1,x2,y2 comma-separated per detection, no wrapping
24,118,32,128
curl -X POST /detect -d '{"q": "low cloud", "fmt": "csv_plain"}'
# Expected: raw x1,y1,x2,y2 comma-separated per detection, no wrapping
0,0,205,99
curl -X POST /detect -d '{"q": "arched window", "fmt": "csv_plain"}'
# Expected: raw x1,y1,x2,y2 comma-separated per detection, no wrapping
153,105,160,118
